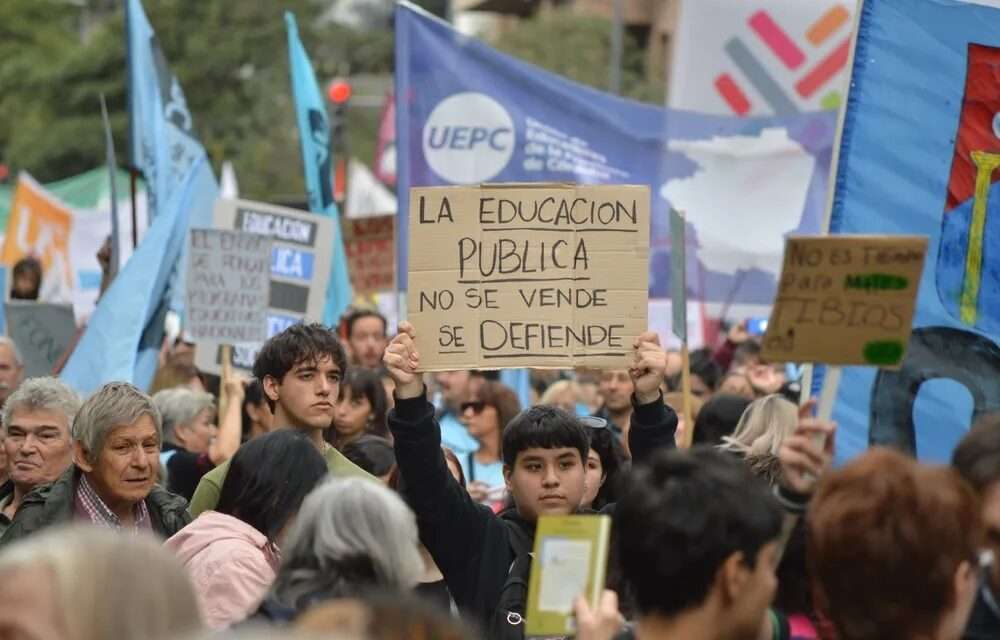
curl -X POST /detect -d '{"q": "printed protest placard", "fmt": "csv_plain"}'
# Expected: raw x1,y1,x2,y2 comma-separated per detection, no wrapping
186,229,271,344
343,216,395,294
5,302,76,378
408,184,650,370
761,236,929,367
195,199,335,374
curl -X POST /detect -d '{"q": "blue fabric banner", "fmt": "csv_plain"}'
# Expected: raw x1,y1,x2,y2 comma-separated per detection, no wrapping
285,12,354,327
61,0,218,394
394,3,838,317
827,0,1000,463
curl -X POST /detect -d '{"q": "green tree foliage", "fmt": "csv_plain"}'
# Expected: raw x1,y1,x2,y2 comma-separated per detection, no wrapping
491,11,664,105
0,0,393,200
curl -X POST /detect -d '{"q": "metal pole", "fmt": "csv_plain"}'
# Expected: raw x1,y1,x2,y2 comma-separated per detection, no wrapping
610,0,624,95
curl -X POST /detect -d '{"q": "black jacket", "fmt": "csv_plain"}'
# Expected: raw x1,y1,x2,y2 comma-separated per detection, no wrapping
0,466,192,545
388,390,676,630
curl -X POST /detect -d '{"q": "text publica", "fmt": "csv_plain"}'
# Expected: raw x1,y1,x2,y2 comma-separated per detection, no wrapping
417,193,640,278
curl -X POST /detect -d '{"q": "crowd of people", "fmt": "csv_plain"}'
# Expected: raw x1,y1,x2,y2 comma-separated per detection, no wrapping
0,306,992,640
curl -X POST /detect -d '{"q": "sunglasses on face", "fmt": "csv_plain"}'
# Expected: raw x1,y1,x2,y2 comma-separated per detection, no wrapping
461,400,486,414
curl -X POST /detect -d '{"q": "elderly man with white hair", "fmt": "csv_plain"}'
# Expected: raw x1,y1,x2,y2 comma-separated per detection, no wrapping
0,382,190,545
0,377,80,538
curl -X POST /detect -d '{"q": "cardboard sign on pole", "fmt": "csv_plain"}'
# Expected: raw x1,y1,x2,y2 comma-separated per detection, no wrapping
407,184,650,371
5,302,76,378
195,198,335,374
343,215,395,295
761,235,929,368
186,229,271,345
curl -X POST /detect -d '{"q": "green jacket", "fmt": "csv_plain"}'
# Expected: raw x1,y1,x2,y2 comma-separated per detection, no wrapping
0,466,192,546
188,442,371,517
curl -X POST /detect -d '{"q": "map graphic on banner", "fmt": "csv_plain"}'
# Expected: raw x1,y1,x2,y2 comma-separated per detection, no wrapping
395,3,837,317
826,0,1000,464
670,0,855,116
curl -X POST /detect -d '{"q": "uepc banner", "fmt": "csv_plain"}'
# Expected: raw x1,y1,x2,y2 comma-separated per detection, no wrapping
395,2,838,316
825,0,1000,464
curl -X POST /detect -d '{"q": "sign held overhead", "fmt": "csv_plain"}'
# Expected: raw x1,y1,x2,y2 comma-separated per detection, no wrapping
186,229,271,344
761,235,929,367
408,183,650,370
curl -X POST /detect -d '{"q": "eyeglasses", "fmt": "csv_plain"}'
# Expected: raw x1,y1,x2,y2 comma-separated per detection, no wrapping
578,416,608,430
461,400,486,414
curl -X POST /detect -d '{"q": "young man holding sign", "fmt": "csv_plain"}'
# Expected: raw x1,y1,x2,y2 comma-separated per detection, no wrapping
383,321,677,637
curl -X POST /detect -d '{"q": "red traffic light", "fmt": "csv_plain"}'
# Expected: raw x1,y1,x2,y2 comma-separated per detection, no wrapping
327,79,352,104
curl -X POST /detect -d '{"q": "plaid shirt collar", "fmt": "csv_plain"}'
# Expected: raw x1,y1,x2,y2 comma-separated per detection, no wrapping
75,473,151,532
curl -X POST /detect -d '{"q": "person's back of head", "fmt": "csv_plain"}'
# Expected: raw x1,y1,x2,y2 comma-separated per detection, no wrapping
272,477,424,611
340,436,396,480
615,447,782,639
0,525,202,640
500,405,590,520
691,394,752,446
719,394,798,485
952,413,1000,493
809,448,982,640
216,430,329,543
295,591,476,640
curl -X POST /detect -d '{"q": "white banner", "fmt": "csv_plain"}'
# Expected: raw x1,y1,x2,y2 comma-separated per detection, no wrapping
669,0,854,117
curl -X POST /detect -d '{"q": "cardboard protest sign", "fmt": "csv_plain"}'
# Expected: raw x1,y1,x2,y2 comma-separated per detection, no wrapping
342,216,395,295
186,229,271,344
195,199,334,374
408,184,649,371
5,302,76,378
761,236,928,367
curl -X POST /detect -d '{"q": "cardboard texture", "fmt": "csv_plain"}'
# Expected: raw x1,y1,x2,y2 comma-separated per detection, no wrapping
186,229,271,344
195,198,334,375
407,183,650,371
5,302,76,378
342,215,395,294
761,235,929,367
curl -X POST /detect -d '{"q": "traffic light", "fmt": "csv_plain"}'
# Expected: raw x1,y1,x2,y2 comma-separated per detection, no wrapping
327,78,351,204
327,78,351,154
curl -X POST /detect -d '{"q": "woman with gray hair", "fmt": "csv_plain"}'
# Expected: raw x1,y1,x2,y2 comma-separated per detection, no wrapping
255,477,424,623
154,384,242,500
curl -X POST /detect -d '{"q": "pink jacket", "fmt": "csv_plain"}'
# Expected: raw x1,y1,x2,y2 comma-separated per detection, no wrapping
164,510,280,629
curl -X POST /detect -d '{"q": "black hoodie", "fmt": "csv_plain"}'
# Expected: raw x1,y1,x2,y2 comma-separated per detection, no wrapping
388,390,676,631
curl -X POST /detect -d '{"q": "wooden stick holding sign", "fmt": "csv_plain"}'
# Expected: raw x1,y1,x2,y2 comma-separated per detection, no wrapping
670,209,695,448
761,235,929,444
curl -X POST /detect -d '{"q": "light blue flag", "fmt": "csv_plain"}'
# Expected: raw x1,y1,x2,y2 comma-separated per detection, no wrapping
285,12,354,327
61,0,218,394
